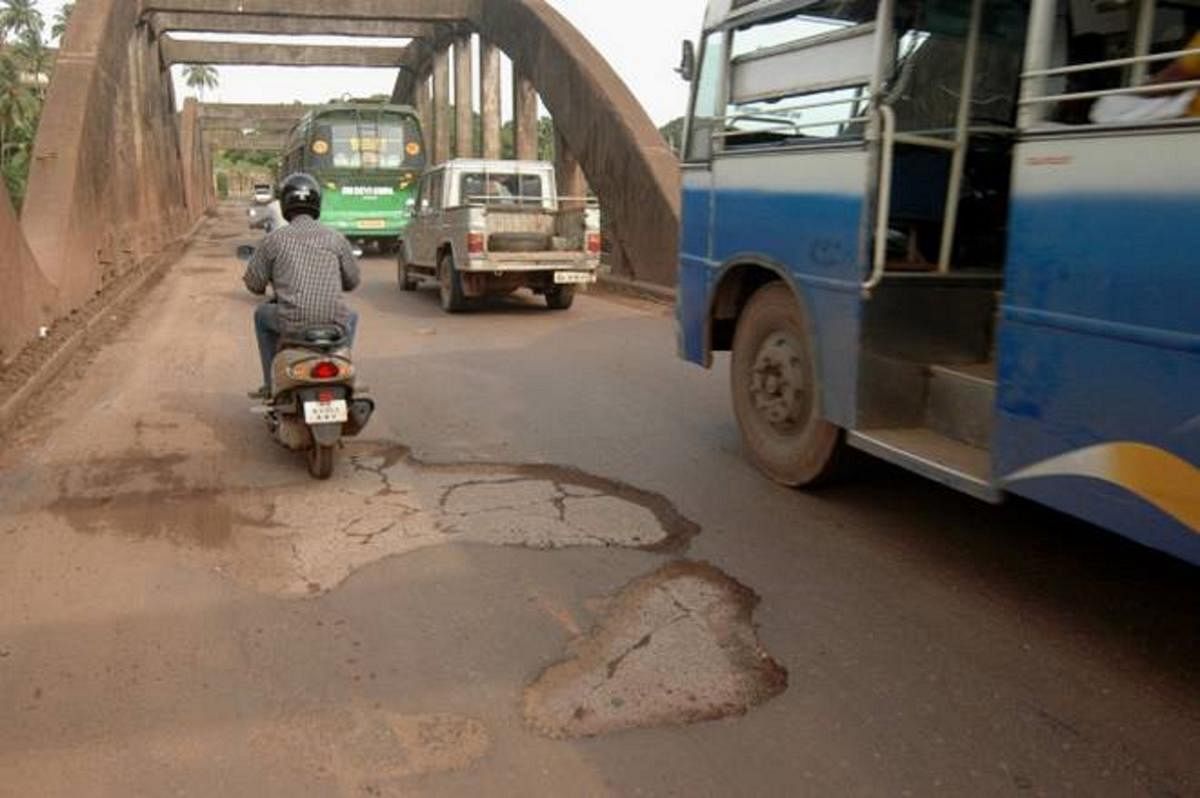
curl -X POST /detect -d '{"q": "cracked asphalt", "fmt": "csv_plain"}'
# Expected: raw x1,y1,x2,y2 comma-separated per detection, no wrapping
0,207,1197,796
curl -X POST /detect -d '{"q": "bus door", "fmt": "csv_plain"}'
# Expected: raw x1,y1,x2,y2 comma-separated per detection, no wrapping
707,5,882,428
846,0,1028,499
996,0,1200,561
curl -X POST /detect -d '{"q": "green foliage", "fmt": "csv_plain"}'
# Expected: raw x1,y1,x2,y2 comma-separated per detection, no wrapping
182,64,219,101
0,0,47,209
659,117,685,155
215,172,229,199
0,0,42,46
51,2,74,42
436,105,557,162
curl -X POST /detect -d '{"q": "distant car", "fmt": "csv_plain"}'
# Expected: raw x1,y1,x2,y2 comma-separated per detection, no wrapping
252,184,274,205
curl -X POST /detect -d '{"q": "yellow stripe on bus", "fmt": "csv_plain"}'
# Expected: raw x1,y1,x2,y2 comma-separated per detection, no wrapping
1006,443,1200,532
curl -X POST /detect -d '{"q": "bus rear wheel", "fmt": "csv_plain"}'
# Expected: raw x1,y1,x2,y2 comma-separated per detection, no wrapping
731,282,844,487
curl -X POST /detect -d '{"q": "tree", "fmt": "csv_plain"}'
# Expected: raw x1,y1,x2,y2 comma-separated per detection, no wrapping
0,0,42,46
182,64,219,102
0,49,40,206
659,117,685,156
51,2,74,42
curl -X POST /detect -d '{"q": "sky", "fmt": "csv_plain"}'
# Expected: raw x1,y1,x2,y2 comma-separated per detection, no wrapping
35,0,706,125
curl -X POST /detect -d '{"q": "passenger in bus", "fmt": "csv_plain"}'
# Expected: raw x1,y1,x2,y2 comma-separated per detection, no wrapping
1090,32,1200,123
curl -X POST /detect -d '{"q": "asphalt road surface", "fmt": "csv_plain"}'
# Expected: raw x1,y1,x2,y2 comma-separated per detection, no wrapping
0,207,1196,796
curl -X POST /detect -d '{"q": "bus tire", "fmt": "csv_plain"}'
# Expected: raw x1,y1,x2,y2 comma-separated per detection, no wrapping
397,248,418,291
731,282,844,487
438,252,467,313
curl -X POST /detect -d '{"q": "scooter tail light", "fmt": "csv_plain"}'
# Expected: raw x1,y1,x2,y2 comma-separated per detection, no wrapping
311,361,341,380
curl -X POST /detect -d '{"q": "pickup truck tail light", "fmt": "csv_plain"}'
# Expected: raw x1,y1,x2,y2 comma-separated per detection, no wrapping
467,232,486,254
586,232,602,255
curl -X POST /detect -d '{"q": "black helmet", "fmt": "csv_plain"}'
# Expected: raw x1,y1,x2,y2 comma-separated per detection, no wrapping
279,172,322,221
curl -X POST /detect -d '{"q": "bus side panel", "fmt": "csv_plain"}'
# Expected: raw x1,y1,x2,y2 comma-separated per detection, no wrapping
679,166,715,366
997,131,1200,564
708,148,868,428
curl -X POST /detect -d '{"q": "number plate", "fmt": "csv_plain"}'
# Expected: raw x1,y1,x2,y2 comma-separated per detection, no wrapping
357,219,387,230
304,400,349,425
553,271,596,285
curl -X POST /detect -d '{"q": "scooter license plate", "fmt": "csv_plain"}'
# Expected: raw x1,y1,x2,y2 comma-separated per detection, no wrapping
304,399,349,425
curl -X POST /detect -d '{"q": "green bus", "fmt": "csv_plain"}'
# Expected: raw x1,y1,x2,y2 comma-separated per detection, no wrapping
280,103,427,251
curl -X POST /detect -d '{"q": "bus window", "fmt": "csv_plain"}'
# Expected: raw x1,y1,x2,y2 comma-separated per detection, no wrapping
722,7,876,150
1025,0,1200,126
309,111,425,171
685,31,728,162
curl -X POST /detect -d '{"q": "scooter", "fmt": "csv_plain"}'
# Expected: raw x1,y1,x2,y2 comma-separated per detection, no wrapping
238,244,374,479
265,321,374,479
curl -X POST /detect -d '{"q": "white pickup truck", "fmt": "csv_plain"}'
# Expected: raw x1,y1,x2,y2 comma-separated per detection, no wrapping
397,159,601,312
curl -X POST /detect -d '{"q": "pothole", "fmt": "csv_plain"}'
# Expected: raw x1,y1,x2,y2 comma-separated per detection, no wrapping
22,441,700,597
523,560,788,739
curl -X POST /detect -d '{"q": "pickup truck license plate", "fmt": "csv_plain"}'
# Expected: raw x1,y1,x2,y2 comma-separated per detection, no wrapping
304,400,349,425
357,219,387,230
554,271,596,285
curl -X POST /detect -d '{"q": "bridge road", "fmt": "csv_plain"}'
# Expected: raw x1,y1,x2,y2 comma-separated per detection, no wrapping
0,205,1196,796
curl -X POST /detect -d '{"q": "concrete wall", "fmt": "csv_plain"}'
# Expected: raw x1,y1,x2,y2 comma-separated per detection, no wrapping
0,183,55,364
11,0,210,361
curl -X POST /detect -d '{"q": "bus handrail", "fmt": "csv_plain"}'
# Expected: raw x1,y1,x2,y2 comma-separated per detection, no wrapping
865,104,895,296
1022,47,1200,80
1019,78,1200,106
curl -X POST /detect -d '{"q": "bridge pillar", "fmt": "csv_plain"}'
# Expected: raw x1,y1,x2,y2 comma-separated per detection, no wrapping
554,127,587,208
431,46,452,165
513,70,538,160
479,40,502,159
415,72,432,145
454,36,474,158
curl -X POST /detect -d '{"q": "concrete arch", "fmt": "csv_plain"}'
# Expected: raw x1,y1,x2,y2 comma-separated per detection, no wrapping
396,1,682,284
21,0,211,312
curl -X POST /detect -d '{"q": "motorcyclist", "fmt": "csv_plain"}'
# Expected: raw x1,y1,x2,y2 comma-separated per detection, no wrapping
243,173,360,400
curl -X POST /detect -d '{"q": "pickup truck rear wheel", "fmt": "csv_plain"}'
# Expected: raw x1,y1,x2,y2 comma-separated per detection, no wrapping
731,282,844,487
438,253,467,313
545,285,576,310
397,247,418,291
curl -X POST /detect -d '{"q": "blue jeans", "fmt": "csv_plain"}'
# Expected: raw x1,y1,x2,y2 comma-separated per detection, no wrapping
254,303,359,388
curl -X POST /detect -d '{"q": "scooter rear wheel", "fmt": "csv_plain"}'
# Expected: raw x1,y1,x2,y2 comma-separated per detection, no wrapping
308,444,335,480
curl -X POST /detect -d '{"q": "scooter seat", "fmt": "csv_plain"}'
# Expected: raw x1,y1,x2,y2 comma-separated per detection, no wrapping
280,324,348,351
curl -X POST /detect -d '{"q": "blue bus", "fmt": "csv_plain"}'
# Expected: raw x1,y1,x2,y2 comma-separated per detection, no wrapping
676,0,1199,563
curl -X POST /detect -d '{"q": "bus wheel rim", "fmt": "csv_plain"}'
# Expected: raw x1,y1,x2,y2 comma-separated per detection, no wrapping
749,331,809,434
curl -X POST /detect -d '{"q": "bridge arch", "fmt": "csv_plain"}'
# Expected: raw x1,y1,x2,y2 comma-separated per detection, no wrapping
3,0,680,360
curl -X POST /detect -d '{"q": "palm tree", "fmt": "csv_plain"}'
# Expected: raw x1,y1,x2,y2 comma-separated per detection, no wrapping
0,0,42,46
0,50,39,205
12,24,45,96
51,2,74,42
182,64,220,102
